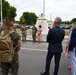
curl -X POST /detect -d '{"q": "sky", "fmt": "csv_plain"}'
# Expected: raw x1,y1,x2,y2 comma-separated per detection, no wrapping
6,0,76,21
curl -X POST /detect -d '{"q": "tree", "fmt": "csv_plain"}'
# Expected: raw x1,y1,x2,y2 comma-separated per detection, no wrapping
2,0,10,18
61,21,71,24
9,6,17,20
71,18,76,23
0,0,17,21
19,12,38,25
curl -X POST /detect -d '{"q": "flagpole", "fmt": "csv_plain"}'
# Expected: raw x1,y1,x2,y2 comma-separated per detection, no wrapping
1,0,2,26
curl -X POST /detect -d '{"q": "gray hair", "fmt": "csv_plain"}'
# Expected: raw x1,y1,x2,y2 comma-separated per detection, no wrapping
54,17,62,24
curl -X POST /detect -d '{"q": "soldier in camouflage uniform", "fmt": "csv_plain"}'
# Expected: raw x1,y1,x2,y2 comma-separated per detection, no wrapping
1,17,21,75
0,19,5,71
21,24,27,42
32,24,37,43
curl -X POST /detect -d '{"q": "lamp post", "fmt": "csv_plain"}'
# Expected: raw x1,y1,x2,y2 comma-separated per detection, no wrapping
1,0,2,26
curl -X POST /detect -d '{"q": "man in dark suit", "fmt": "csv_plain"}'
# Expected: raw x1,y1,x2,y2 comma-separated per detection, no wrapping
41,17,65,75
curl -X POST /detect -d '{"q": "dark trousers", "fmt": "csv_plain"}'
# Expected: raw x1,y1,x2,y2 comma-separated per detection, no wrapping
45,52,61,75
22,33,26,42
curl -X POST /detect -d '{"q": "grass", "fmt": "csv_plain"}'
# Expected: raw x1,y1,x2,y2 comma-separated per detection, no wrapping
16,29,70,36
16,29,22,34
16,29,32,34
65,30,70,35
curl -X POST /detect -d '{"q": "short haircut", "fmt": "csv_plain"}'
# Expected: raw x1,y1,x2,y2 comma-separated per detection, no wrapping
3,17,13,26
3,17,13,22
54,17,62,24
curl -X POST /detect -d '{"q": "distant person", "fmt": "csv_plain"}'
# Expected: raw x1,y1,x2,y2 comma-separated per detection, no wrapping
65,22,76,70
68,22,76,75
41,17,65,75
32,24,37,43
0,17,21,75
37,25,42,43
21,24,27,43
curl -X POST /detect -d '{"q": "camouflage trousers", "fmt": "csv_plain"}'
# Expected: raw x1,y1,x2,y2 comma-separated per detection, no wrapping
32,34,36,42
1,53,19,75
22,33,26,42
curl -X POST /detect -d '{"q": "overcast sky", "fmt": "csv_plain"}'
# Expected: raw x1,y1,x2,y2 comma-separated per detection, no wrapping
6,0,76,21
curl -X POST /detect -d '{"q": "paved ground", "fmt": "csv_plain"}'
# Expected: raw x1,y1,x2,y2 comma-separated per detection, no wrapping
0,39,71,75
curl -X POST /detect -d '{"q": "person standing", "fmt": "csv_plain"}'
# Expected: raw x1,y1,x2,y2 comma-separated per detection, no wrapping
21,24,27,43
37,25,42,43
68,22,76,75
1,17,21,75
41,17,65,75
32,24,37,43
65,22,76,70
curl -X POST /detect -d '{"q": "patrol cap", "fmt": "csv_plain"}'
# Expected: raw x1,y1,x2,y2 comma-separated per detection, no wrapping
54,17,62,24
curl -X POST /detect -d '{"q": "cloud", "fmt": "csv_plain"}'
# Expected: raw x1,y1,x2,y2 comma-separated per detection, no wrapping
6,0,76,21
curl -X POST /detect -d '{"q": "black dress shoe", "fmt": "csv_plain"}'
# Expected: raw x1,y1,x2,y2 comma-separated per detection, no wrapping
40,72,49,75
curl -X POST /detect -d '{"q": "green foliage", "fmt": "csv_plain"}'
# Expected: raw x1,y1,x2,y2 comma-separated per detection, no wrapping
61,21,71,24
19,12,38,25
71,18,76,23
62,18,76,24
9,6,17,20
0,0,17,20
2,0,10,18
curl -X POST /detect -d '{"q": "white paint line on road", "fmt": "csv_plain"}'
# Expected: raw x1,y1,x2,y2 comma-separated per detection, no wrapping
21,47,65,53
21,48,47,52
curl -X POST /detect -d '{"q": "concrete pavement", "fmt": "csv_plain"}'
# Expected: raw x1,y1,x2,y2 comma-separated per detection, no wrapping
19,40,71,75
0,39,71,75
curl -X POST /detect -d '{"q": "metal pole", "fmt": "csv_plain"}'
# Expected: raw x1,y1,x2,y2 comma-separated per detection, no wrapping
1,0,2,26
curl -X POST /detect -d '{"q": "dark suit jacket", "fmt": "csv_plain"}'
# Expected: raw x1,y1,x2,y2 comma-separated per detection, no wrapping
69,28,76,51
47,26,65,53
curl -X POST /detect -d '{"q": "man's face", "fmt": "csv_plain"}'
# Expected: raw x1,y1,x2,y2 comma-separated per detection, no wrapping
23,24,25,26
3,19,13,28
72,24,76,29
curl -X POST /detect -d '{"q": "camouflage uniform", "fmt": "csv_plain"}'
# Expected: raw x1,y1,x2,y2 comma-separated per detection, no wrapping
1,29,21,75
32,26,37,42
21,26,27,42
0,26,6,33
0,26,6,68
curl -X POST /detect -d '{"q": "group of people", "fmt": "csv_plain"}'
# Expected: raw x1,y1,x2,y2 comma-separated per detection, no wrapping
41,17,76,75
21,24,42,43
0,16,76,75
